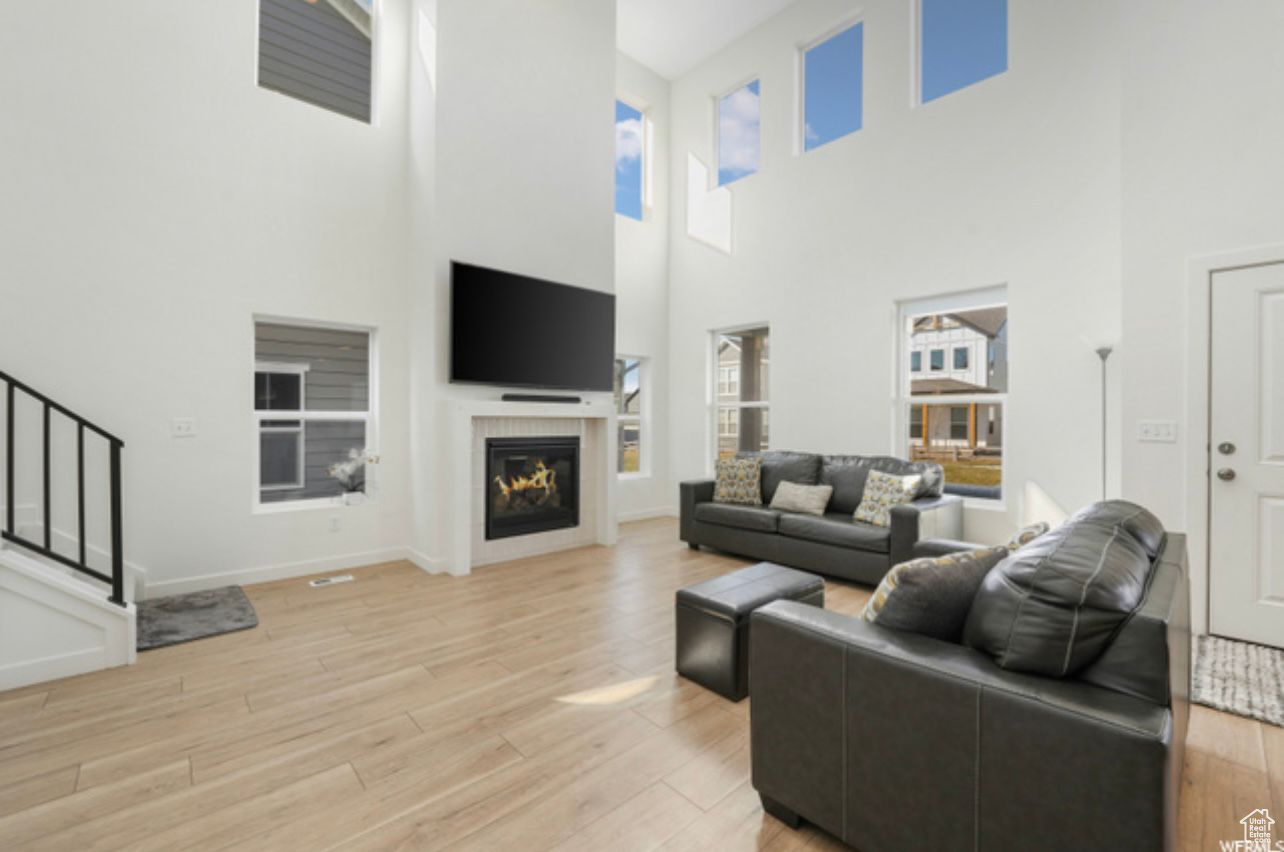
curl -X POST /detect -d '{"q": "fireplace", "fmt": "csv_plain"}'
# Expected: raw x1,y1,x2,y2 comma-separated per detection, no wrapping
485,437,580,540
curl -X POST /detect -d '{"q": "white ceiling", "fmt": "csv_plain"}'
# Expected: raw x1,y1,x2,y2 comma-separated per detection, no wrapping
616,0,801,80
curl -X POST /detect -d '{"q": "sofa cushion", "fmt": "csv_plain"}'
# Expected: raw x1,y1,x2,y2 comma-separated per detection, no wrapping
778,513,891,553
963,502,1156,677
853,470,921,528
739,451,821,503
862,546,1010,642
713,456,762,506
821,455,945,514
1065,500,1166,558
769,481,833,516
694,502,781,533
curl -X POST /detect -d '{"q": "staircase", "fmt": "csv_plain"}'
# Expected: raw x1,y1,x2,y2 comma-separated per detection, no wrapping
0,370,135,690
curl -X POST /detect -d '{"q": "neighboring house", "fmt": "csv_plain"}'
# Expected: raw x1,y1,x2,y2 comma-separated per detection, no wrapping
909,308,1006,453
716,333,769,458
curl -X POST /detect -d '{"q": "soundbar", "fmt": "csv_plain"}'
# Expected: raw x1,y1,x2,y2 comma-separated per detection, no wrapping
501,393,583,404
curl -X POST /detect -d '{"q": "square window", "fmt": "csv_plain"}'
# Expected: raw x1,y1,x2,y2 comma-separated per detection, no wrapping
803,23,863,151
258,0,373,123
615,100,644,220
910,351,922,372
930,349,945,371
718,79,760,185
953,347,969,369
919,0,1008,104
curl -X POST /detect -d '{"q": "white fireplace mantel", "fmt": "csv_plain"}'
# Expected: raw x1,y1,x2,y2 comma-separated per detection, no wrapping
447,399,618,574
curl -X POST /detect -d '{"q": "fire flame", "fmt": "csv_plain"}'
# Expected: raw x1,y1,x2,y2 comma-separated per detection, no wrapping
494,460,557,499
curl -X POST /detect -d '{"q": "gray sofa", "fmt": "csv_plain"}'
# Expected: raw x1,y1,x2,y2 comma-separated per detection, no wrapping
680,451,963,585
748,502,1190,851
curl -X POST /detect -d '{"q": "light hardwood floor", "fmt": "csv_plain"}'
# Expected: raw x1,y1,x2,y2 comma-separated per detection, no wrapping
0,518,1277,850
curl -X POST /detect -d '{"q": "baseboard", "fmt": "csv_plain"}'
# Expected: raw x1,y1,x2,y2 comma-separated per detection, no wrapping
617,506,678,523
0,646,114,692
406,548,451,575
142,546,412,598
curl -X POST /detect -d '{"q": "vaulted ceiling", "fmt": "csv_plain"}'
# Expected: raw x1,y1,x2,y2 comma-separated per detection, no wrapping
616,0,801,80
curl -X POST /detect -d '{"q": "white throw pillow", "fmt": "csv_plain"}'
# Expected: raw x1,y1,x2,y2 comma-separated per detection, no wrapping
769,481,834,516
853,470,922,527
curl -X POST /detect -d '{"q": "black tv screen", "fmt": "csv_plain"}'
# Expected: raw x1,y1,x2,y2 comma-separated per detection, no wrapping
450,261,616,392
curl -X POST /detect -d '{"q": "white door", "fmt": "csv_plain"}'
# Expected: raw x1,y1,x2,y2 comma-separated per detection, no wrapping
1210,262,1284,648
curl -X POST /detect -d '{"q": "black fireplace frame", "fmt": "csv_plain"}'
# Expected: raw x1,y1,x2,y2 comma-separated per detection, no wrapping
484,436,580,541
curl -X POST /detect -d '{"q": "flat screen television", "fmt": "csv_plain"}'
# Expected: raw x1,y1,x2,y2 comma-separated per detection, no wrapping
450,261,616,392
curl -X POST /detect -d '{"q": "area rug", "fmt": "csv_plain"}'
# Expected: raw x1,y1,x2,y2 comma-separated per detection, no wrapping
1192,635,1284,726
137,586,259,651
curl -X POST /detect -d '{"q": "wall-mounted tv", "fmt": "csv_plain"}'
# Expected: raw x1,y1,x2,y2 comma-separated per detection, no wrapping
450,261,616,392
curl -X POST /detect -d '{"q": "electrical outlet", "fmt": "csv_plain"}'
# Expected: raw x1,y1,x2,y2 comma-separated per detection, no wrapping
1137,420,1178,443
329,516,341,533
171,418,198,438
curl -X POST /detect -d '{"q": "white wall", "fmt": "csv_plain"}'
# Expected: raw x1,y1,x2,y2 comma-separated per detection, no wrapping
615,53,674,521
665,0,1123,542
0,1,415,594
408,0,619,567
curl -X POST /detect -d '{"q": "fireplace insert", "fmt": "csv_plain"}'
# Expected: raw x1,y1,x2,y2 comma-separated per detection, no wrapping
485,437,580,540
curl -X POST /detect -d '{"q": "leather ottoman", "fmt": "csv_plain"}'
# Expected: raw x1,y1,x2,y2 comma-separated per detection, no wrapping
676,562,824,700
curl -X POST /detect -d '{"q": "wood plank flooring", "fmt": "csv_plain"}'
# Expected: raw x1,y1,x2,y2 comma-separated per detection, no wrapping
0,518,1275,850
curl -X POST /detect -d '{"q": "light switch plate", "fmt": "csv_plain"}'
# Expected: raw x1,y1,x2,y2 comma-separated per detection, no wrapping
171,418,198,438
1137,420,1177,443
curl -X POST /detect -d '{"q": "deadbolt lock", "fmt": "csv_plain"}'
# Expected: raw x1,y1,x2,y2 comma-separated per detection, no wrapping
1217,442,1236,455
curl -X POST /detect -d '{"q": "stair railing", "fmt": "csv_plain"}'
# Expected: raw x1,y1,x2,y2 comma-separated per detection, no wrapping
1,370,125,607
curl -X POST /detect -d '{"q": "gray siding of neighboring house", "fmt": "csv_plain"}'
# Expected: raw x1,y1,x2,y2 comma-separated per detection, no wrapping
258,0,372,123
256,323,370,503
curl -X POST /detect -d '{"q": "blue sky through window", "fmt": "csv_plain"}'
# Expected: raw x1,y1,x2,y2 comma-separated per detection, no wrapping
920,0,1007,103
718,79,760,185
615,100,644,220
804,23,863,151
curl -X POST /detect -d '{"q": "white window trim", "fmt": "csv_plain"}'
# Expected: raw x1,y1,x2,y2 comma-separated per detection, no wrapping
710,324,770,471
252,318,379,513
615,355,651,480
910,0,1008,108
616,96,654,223
795,15,865,156
712,75,761,190
896,287,1007,507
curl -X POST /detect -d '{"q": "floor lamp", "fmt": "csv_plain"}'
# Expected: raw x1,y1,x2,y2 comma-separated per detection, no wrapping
1096,346,1113,500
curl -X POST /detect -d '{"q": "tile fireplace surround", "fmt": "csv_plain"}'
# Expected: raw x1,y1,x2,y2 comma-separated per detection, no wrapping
448,400,618,572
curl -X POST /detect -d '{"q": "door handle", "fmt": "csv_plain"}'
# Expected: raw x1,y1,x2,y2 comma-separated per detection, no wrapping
1218,442,1236,455
1217,468,1236,482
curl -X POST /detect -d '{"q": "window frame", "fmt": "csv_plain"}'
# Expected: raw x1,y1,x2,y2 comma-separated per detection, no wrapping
714,76,762,188
255,361,309,492
796,16,865,155
912,0,1009,107
614,96,654,222
252,316,379,514
953,346,970,370
710,323,770,469
614,355,650,480
896,288,1008,507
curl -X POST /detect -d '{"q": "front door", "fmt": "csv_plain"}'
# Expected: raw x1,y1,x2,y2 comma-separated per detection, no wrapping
1210,261,1284,648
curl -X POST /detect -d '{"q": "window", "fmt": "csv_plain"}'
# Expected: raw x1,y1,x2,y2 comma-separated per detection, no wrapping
802,23,863,151
718,79,760,185
258,0,374,123
615,100,645,220
614,357,646,476
714,327,769,461
918,0,1008,104
910,351,922,372
255,321,375,506
901,294,1007,501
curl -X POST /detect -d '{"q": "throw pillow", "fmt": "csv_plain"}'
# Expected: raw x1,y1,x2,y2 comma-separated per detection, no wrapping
1006,521,1051,550
853,470,922,527
712,456,763,506
769,481,834,516
861,546,1010,642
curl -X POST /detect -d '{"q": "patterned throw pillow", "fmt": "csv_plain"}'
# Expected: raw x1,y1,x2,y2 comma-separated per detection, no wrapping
853,470,922,527
1006,521,1051,550
712,456,763,505
769,481,834,516
862,546,1010,642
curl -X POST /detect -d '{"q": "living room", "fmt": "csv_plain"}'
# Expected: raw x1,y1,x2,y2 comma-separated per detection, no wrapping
0,0,1281,849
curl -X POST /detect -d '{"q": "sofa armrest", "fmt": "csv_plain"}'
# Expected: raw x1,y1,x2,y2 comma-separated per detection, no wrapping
749,601,1175,850
679,479,715,543
888,494,963,567
912,537,981,558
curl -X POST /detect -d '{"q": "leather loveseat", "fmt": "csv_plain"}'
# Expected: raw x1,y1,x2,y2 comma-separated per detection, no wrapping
680,451,963,585
748,501,1190,852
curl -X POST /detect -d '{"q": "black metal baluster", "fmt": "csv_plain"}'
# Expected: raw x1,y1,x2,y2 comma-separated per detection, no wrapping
42,402,50,550
77,423,86,567
109,441,124,607
5,381,13,536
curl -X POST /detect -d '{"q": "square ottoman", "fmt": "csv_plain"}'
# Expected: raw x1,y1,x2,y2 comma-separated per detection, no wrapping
675,562,824,700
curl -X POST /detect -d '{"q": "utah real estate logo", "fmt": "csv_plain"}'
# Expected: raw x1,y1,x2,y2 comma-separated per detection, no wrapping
1221,808,1281,851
